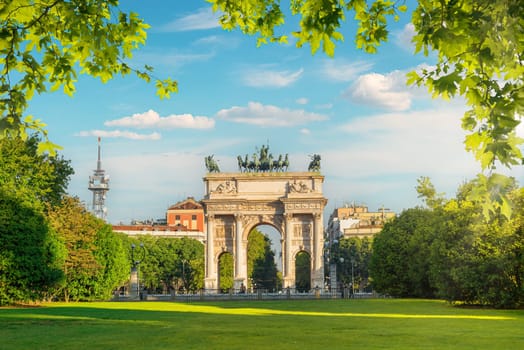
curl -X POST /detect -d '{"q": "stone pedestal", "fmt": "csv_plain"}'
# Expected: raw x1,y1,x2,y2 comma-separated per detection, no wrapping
129,267,139,299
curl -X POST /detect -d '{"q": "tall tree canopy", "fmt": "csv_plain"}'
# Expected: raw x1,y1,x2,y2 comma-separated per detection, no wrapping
46,196,129,301
0,136,72,305
0,192,65,305
371,178,524,307
0,135,73,208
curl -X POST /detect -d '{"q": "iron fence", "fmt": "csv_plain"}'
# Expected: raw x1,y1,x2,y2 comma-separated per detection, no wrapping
114,288,382,302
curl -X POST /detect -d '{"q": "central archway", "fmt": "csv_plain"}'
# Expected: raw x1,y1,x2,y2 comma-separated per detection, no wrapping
202,172,327,291
247,225,280,292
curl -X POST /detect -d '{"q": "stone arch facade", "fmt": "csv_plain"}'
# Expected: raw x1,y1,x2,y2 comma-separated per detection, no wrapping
202,172,327,290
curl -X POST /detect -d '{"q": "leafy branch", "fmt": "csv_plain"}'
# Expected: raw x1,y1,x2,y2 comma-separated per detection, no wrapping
0,0,178,154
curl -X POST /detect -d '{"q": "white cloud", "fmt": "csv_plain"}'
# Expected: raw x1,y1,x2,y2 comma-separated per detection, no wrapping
242,68,304,88
322,59,373,82
343,71,412,111
193,35,240,49
75,130,161,140
216,101,328,127
90,152,204,223
296,97,308,105
105,109,215,129
159,8,221,32
300,128,311,135
316,103,333,109
317,106,488,211
332,107,477,176
133,50,214,69
394,23,416,52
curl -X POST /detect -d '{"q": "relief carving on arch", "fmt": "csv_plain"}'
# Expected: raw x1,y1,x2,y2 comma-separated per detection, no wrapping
212,181,237,194
215,225,225,239
214,223,233,241
302,222,312,238
288,179,311,193
293,224,301,238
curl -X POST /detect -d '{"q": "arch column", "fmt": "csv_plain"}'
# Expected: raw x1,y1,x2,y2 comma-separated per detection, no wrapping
234,214,246,289
312,212,324,288
204,214,216,290
283,213,293,288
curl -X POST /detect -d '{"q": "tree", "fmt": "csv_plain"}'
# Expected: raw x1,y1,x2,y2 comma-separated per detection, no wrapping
247,228,279,291
430,186,524,308
0,135,73,209
174,237,205,292
252,241,279,291
0,191,65,305
336,237,374,292
416,176,445,209
47,196,128,301
374,176,524,307
0,135,72,305
211,0,523,216
131,235,169,293
119,236,205,294
370,207,438,297
218,252,234,292
295,251,311,292
1,0,177,150
92,228,129,299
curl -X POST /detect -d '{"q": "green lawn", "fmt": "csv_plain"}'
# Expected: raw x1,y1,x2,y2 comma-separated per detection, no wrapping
1,299,522,349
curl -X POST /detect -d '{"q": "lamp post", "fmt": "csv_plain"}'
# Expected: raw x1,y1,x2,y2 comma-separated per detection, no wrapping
329,239,339,292
338,257,348,298
130,243,146,299
351,258,355,297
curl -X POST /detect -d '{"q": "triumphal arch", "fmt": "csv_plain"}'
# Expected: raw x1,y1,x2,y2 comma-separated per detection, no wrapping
201,148,327,291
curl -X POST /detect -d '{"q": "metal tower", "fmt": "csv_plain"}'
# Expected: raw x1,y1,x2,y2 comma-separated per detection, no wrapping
88,137,110,220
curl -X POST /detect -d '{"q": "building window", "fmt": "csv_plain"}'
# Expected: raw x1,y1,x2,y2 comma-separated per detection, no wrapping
192,215,197,220
175,215,180,220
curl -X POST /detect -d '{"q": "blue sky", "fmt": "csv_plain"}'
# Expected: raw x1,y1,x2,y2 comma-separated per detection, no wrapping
27,1,523,224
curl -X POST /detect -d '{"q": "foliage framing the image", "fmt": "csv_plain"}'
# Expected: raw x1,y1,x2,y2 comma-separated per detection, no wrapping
210,0,523,169
0,0,178,152
210,0,523,217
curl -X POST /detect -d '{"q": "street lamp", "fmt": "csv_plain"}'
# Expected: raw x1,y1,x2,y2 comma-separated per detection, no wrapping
328,239,339,292
351,258,355,297
180,259,190,293
130,243,146,299
339,257,345,298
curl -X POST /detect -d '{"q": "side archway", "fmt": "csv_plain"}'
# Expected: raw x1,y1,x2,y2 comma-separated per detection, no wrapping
217,251,233,292
295,251,311,292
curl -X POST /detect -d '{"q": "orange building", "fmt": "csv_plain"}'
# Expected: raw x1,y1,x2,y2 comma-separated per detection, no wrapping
113,197,205,241
166,197,204,232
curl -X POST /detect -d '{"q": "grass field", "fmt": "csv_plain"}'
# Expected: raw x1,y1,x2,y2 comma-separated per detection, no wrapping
1,299,523,349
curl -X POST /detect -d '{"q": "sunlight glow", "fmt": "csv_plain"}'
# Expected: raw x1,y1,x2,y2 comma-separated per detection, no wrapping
47,302,515,321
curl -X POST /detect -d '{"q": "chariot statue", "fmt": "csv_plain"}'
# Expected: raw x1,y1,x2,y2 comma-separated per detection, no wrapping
236,144,288,173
